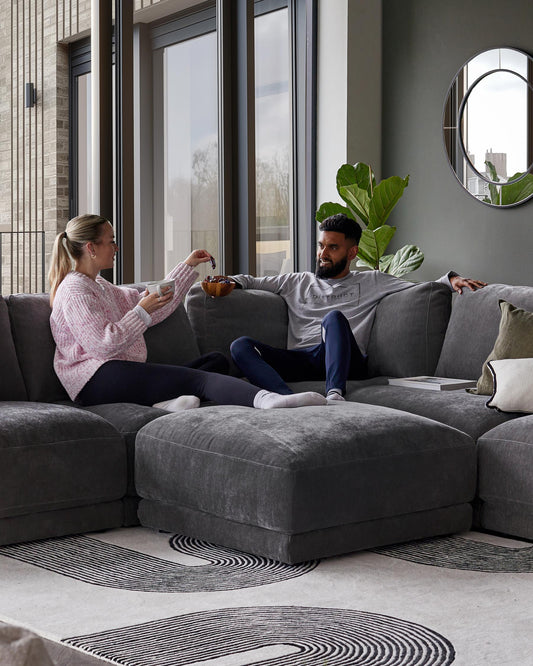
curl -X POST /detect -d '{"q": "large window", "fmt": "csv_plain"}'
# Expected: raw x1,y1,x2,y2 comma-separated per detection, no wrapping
255,6,291,275
70,0,315,281
161,31,219,280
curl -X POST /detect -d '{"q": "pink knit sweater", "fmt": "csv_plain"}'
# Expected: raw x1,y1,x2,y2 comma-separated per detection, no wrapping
50,263,198,400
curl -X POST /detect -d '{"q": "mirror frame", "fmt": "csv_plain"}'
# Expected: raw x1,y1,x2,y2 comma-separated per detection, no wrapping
443,47,533,208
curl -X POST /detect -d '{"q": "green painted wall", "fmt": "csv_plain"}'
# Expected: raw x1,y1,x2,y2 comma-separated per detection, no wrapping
382,0,533,286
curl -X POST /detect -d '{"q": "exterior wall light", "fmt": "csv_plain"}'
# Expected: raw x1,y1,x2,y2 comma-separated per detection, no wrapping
25,82,36,108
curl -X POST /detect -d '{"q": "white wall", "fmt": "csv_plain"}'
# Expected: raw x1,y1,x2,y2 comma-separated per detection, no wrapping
316,0,382,208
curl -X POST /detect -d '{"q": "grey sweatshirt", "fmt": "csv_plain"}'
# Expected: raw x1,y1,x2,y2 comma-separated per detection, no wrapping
232,270,454,354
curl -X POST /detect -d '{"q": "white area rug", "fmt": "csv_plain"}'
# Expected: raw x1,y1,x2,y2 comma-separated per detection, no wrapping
0,527,532,665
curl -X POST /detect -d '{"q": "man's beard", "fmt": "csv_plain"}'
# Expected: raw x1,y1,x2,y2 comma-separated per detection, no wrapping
315,256,348,279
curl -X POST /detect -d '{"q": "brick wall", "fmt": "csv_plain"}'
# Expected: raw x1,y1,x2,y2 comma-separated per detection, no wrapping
0,0,167,294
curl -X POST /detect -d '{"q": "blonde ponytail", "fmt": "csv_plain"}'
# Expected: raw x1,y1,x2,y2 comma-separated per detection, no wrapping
48,214,109,305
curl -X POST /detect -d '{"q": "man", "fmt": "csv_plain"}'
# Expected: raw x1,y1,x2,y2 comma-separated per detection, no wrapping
230,214,486,403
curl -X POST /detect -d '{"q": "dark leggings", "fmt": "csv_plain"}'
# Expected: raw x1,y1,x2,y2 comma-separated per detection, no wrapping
230,310,368,395
77,355,260,407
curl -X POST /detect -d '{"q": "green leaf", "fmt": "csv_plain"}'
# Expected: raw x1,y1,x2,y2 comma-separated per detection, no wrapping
355,232,379,268
357,225,396,270
338,184,370,226
384,245,424,277
353,162,376,193
484,160,500,182
336,164,357,190
368,175,409,229
336,162,376,195
488,182,501,205
500,172,533,206
315,202,353,223
356,256,377,271
378,253,394,272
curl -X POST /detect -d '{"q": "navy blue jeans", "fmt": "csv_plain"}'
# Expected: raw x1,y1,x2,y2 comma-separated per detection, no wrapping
230,310,368,395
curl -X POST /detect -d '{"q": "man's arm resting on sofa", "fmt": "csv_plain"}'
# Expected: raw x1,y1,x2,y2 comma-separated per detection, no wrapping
441,270,487,295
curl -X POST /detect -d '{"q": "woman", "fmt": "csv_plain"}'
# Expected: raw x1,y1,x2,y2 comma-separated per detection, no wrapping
49,214,326,411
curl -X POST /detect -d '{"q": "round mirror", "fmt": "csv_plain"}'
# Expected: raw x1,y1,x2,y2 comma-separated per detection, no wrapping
443,47,533,207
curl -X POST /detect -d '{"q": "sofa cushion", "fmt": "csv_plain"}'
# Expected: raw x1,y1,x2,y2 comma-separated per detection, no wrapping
476,417,533,540
0,402,126,520
367,281,452,377
7,293,69,402
82,402,167,497
0,298,27,401
470,300,533,395
486,358,533,414
186,284,288,373
347,383,517,440
122,283,202,365
435,284,533,380
144,304,201,365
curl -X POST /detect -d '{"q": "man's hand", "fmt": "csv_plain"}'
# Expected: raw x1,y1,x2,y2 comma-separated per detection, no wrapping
450,275,487,295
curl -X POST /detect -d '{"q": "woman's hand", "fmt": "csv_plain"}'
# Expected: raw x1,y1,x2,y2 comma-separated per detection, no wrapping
138,287,173,315
183,249,215,268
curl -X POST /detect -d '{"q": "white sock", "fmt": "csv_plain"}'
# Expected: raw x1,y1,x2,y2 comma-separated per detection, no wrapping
326,389,345,402
253,390,327,409
153,395,201,411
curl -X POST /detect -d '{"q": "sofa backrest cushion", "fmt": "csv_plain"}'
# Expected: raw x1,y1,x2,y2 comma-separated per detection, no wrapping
367,281,452,378
144,304,201,365
7,293,69,402
185,284,288,373
435,283,533,380
124,283,202,365
0,297,28,400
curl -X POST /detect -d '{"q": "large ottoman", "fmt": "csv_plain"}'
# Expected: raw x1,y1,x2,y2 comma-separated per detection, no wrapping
135,403,476,563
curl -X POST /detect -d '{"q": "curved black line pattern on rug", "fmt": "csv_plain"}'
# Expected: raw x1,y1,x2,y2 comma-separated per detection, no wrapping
64,606,455,666
372,534,533,572
0,534,317,592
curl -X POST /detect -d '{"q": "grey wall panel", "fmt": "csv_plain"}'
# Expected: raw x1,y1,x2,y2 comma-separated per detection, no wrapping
382,0,533,287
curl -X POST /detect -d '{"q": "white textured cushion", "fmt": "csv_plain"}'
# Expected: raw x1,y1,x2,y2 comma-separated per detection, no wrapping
487,358,533,413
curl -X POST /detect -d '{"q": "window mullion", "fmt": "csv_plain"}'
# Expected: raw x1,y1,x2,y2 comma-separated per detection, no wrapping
217,0,256,276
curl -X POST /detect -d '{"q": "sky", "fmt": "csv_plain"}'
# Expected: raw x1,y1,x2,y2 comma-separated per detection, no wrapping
464,48,529,178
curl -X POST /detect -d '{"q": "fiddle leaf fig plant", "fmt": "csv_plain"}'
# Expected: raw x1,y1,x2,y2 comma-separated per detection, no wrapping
316,162,424,277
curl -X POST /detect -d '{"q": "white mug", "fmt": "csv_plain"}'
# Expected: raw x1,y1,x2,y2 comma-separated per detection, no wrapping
145,279,175,296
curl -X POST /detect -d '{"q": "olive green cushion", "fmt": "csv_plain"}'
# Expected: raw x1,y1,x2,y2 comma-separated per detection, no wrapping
470,300,533,395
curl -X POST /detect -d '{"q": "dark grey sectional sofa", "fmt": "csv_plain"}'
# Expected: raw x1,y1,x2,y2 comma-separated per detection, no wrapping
0,292,200,545
1,280,532,562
